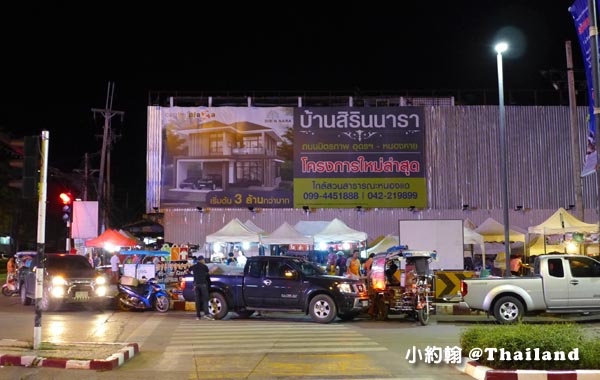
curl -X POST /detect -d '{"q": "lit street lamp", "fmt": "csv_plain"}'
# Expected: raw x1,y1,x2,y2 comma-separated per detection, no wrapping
495,41,511,277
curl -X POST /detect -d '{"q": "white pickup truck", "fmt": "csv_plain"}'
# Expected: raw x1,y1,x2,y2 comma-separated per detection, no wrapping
460,254,600,323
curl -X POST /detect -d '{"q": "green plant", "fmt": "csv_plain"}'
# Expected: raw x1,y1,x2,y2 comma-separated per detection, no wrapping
460,323,600,370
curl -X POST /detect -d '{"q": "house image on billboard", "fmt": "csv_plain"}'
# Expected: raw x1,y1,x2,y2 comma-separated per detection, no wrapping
174,120,285,191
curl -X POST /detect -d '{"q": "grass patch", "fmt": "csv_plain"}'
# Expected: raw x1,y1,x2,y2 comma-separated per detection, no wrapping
460,323,600,370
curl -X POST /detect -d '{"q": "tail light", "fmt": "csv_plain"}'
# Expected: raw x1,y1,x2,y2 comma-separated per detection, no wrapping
460,281,468,297
372,278,386,292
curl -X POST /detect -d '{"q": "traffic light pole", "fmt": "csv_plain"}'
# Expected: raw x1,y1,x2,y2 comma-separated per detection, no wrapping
33,130,49,350
65,221,71,252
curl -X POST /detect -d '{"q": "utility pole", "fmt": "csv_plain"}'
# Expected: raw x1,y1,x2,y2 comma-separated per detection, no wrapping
92,82,124,235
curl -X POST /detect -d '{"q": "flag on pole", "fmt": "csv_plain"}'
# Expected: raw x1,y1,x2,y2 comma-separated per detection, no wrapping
570,0,598,176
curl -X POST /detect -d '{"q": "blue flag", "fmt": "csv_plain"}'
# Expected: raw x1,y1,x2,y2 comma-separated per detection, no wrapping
570,0,598,176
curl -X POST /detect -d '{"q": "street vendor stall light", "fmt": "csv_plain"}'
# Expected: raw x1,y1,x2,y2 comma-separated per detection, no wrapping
495,41,512,277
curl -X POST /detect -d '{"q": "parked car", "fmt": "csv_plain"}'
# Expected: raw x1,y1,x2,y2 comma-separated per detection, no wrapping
180,255,370,323
461,254,600,324
20,253,110,311
179,174,222,190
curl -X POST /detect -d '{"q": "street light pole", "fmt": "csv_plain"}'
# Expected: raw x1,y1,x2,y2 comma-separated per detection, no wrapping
495,41,512,277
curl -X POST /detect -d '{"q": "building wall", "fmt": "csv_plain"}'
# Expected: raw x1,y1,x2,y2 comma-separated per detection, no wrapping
147,104,599,246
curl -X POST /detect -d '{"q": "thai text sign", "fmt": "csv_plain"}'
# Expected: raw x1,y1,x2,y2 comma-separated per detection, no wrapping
293,107,427,208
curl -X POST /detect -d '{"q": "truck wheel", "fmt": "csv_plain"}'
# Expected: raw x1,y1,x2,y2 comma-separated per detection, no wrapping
208,292,228,320
493,296,523,324
309,294,337,323
20,285,32,305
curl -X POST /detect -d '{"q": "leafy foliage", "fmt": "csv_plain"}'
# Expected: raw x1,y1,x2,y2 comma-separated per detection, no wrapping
460,323,600,370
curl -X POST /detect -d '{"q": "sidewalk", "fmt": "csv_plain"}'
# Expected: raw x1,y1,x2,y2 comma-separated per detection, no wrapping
0,339,139,370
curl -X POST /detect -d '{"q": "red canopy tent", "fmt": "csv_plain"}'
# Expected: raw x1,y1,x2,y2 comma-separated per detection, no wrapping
85,229,138,248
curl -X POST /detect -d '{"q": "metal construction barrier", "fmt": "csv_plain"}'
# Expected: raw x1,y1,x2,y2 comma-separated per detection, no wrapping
434,270,476,301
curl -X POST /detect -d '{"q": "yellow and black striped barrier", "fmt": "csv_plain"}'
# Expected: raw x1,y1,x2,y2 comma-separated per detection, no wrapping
434,271,476,300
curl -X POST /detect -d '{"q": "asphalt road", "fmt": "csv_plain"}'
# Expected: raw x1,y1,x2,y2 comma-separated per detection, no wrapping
2,294,600,380
0,294,479,380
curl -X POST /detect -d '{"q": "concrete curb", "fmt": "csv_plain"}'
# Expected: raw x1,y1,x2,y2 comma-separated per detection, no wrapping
456,358,600,380
0,342,139,370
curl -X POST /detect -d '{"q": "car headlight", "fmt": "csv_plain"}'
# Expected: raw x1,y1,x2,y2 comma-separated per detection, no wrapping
338,283,353,293
52,276,66,286
95,276,106,285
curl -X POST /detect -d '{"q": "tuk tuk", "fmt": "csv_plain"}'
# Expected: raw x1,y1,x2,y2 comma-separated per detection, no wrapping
368,245,437,325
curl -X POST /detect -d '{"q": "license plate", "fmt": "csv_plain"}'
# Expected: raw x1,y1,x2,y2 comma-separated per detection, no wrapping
361,300,369,307
75,291,88,299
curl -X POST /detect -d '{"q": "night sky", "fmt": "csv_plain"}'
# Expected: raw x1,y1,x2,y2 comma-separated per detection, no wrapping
0,1,583,218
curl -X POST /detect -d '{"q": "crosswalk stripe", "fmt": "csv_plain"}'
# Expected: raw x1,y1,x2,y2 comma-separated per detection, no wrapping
171,334,371,343
165,340,379,348
172,330,364,338
165,346,389,354
165,319,388,356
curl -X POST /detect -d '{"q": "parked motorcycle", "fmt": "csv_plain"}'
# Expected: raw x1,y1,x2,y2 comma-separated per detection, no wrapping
2,273,19,297
117,276,170,312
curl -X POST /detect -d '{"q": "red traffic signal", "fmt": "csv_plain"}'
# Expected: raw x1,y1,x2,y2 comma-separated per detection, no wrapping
59,192,72,205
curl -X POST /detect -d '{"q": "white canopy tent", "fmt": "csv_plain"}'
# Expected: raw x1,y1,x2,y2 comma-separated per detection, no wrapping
205,218,261,243
474,217,527,273
366,234,399,255
474,217,527,243
312,218,368,244
261,222,314,245
244,219,265,234
527,208,598,255
528,207,598,234
294,220,331,237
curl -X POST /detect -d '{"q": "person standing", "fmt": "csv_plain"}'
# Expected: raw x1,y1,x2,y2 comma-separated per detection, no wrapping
363,253,375,277
93,253,101,268
346,250,361,279
336,251,347,276
510,254,523,276
326,248,337,275
236,251,247,268
226,252,236,265
110,251,121,284
6,256,16,276
189,256,214,320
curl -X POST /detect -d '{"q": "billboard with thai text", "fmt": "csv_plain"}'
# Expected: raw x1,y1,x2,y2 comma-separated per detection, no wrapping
293,107,427,208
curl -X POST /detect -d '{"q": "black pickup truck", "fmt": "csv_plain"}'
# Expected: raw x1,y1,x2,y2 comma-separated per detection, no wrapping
181,256,370,323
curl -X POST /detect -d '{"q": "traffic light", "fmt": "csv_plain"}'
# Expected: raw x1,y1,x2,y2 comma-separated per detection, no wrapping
60,192,73,224
8,135,40,198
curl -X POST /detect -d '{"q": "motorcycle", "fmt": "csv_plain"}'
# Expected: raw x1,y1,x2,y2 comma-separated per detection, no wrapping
2,272,19,297
117,276,170,313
